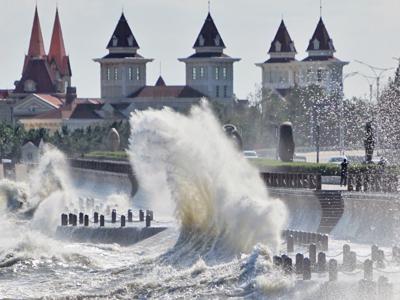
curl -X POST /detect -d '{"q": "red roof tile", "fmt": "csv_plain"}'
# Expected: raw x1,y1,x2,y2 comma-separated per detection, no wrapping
15,59,56,93
35,94,64,108
28,7,46,58
48,9,71,77
130,86,205,98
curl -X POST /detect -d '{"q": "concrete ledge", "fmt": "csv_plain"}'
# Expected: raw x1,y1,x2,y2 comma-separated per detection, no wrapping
56,226,167,246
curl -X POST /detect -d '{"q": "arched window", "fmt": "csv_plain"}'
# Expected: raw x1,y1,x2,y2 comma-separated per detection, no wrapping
112,35,118,47
127,35,134,47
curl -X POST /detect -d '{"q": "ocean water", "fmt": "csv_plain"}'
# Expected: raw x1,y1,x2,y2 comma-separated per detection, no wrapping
0,103,399,299
0,103,289,299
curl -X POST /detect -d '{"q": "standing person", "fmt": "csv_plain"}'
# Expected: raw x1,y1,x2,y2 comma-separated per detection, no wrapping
340,158,348,186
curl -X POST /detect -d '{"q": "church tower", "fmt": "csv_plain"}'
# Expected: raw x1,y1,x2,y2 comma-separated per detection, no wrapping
48,8,72,93
94,13,153,99
179,13,240,101
14,7,56,94
14,7,72,95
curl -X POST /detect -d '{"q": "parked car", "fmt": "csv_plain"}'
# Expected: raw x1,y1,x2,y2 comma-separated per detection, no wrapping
294,153,307,162
327,156,347,165
243,150,258,159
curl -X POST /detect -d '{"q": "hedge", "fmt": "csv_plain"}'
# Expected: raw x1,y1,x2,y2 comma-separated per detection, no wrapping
252,159,399,176
84,151,128,161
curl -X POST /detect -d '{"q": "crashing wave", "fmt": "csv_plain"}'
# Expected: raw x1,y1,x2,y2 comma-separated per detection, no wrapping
0,145,73,218
129,101,286,262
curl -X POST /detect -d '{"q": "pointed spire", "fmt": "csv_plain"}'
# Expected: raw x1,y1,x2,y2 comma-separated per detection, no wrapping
28,6,46,58
48,8,71,76
306,18,335,53
155,76,166,87
107,13,139,50
193,13,225,50
268,20,296,54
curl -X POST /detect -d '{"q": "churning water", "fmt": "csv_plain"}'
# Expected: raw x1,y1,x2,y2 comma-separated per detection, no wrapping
1,102,396,299
0,103,291,299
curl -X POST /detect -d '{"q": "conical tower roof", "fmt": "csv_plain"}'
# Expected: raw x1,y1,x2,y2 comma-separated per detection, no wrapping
155,76,166,87
306,18,335,53
193,13,225,49
28,6,46,58
107,13,139,49
48,8,71,76
268,20,296,54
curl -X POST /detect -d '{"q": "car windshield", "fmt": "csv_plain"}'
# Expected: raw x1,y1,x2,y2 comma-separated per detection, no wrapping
329,157,344,162
244,151,257,157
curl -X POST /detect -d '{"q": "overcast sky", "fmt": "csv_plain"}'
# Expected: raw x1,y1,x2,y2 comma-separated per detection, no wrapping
0,0,399,100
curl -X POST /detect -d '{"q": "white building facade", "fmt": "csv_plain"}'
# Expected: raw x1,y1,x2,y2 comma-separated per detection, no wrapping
94,13,153,99
179,13,240,102
257,18,348,96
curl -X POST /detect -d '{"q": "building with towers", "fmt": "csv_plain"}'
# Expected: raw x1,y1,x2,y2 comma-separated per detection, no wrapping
92,11,239,112
179,13,240,102
256,17,348,97
94,13,153,99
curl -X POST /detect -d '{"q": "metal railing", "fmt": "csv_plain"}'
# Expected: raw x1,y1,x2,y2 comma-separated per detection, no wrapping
261,172,322,190
347,173,398,193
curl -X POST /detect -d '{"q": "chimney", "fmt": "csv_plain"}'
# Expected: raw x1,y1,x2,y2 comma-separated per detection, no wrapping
66,86,77,105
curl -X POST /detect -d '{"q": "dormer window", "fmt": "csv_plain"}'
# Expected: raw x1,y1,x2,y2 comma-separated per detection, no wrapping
290,42,295,52
328,40,334,50
214,34,221,46
198,35,205,46
313,38,320,50
127,35,134,47
24,80,36,92
275,41,282,52
112,35,118,47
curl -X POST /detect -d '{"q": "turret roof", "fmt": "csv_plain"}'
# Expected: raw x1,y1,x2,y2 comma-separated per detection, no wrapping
193,13,226,49
107,13,139,49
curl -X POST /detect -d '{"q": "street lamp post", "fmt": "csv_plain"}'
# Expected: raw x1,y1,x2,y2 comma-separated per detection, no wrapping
354,60,394,153
339,72,358,155
316,124,320,163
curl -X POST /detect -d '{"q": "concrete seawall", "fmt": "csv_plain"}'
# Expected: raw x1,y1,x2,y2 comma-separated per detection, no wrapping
271,186,400,246
71,167,134,196
331,192,400,246
268,188,344,234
